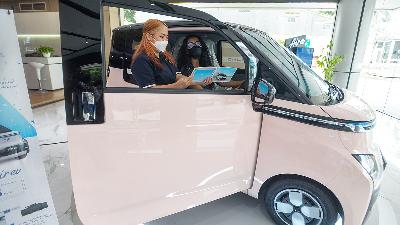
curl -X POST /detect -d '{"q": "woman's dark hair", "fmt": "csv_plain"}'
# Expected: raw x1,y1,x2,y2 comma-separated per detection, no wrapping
177,35,213,70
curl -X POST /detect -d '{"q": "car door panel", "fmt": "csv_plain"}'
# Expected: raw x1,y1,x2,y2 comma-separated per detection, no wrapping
68,93,262,225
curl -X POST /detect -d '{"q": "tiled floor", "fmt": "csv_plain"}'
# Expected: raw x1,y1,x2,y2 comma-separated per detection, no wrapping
33,101,400,225
33,101,68,145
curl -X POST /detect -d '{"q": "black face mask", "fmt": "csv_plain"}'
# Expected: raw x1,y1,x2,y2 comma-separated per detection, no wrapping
188,46,202,59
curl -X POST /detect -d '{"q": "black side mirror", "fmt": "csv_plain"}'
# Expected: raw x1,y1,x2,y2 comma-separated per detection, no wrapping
251,78,276,107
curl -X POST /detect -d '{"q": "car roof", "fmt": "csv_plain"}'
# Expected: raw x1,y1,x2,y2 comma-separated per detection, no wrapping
113,20,209,33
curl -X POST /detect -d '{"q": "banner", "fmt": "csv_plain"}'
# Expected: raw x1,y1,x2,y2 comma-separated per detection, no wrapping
0,10,59,225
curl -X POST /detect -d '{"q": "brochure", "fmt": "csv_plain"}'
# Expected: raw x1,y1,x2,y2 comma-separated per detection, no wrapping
192,67,237,83
0,10,59,225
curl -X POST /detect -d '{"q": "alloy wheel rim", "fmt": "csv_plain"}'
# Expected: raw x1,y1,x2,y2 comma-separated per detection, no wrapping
272,188,324,225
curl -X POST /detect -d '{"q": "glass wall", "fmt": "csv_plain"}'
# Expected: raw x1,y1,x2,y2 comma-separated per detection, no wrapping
174,3,337,72
358,3,400,119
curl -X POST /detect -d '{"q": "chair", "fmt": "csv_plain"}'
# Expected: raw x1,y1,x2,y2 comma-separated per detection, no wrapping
28,62,46,93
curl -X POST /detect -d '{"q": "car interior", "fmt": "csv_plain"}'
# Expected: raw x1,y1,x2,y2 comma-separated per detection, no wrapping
106,20,248,91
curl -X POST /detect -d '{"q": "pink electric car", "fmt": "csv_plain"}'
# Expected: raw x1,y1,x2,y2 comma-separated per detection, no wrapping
59,1,386,225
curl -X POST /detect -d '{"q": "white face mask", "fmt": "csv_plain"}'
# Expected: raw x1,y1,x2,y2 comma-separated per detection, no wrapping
153,40,168,52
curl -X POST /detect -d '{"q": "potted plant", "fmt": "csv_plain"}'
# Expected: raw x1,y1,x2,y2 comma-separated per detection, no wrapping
37,46,54,58
316,41,344,83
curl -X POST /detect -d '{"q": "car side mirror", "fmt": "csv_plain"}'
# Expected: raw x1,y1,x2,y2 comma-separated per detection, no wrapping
251,79,276,107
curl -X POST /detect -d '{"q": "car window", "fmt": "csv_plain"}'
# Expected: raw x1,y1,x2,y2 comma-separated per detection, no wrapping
170,33,220,67
105,9,248,93
232,25,339,105
221,41,245,69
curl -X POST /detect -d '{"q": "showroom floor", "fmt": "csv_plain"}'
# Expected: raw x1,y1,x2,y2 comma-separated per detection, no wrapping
34,101,400,225
29,89,65,108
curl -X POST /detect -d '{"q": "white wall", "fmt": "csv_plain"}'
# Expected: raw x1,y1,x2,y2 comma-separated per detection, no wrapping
14,12,61,56
14,12,60,35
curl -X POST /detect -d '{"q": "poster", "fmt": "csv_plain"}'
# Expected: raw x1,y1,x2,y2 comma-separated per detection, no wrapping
0,9,59,225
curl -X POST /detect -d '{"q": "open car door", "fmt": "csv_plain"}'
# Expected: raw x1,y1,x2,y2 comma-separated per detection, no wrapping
60,1,263,224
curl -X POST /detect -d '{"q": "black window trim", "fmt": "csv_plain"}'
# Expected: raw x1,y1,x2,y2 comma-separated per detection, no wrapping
101,1,253,96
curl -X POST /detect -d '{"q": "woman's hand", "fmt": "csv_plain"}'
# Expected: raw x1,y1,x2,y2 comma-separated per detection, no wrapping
176,72,186,81
174,75,193,89
201,77,213,87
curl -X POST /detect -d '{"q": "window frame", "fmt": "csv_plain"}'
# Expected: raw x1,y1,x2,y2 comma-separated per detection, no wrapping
227,24,310,104
101,4,253,96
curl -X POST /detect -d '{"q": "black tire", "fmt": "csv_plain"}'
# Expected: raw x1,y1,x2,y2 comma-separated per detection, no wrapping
261,178,339,225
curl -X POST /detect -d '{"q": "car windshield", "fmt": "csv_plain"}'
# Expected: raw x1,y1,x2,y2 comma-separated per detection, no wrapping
229,24,343,105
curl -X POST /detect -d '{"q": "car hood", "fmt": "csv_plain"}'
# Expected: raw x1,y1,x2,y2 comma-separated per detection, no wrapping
320,89,375,122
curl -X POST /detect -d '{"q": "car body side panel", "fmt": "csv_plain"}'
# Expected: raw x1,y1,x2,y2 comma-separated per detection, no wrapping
68,93,262,225
248,112,373,225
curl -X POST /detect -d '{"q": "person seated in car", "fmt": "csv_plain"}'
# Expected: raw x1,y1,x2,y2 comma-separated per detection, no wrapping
131,19,192,89
177,35,213,89
177,35,246,90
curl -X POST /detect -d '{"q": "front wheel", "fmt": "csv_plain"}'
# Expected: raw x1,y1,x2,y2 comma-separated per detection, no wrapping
262,178,339,225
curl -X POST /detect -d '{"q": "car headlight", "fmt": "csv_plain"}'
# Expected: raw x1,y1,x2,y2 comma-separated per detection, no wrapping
353,153,384,189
